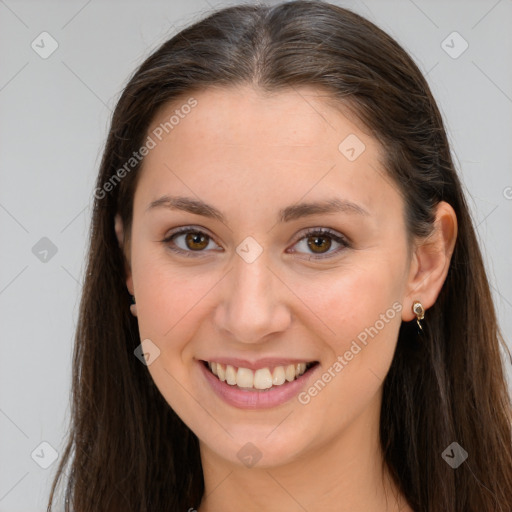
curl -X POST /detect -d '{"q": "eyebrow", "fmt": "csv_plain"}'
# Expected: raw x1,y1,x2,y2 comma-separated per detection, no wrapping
145,195,369,224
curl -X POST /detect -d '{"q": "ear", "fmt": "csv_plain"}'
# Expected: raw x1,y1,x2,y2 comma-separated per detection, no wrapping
402,201,458,321
114,213,135,297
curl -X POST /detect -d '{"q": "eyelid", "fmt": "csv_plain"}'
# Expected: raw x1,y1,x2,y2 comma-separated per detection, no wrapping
162,224,217,241
293,226,350,245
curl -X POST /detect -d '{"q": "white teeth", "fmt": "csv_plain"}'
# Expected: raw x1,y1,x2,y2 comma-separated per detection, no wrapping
285,364,296,382
216,363,226,382
207,361,312,390
253,368,273,390
225,364,237,385
272,366,286,385
236,367,254,388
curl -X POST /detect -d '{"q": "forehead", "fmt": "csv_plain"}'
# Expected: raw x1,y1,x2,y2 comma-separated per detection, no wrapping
148,84,374,154
135,85,400,222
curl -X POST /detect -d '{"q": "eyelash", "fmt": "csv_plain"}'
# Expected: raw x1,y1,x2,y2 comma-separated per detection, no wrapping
161,226,350,260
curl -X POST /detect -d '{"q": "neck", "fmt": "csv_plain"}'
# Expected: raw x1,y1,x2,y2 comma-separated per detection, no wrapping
196,392,412,512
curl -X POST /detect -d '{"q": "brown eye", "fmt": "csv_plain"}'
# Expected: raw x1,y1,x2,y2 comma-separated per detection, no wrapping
162,227,219,256
184,232,209,251
290,228,349,260
307,235,332,254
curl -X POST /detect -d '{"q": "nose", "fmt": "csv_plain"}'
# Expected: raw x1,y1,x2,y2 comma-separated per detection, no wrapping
213,249,292,344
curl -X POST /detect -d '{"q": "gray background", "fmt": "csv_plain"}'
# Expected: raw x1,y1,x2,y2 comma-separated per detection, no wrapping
1,0,511,510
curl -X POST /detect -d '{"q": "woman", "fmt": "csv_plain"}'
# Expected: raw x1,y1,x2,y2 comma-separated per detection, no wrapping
47,1,512,511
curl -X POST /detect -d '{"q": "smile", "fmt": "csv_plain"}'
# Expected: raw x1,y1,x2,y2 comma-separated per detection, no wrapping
203,360,318,391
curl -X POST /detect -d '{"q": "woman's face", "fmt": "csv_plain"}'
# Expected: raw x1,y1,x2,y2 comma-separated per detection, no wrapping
124,85,415,468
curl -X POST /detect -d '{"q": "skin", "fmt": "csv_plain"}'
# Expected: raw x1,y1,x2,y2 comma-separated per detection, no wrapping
115,84,457,512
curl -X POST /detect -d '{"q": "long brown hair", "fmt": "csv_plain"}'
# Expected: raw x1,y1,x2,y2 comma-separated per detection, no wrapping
47,1,512,510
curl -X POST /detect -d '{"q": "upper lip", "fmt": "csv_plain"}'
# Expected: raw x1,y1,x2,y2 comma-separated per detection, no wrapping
199,357,318,371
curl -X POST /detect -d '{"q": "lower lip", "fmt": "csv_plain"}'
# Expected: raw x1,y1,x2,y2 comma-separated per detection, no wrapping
198,360,319,409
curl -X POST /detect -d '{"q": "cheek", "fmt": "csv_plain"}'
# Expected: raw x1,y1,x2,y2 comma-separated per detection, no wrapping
131,245,223,358
300,256,404,344
130,249,221,418
295,257,405,402
265,262,404,452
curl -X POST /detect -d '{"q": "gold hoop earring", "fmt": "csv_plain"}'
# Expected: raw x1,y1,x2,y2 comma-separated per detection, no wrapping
412,301,425,331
